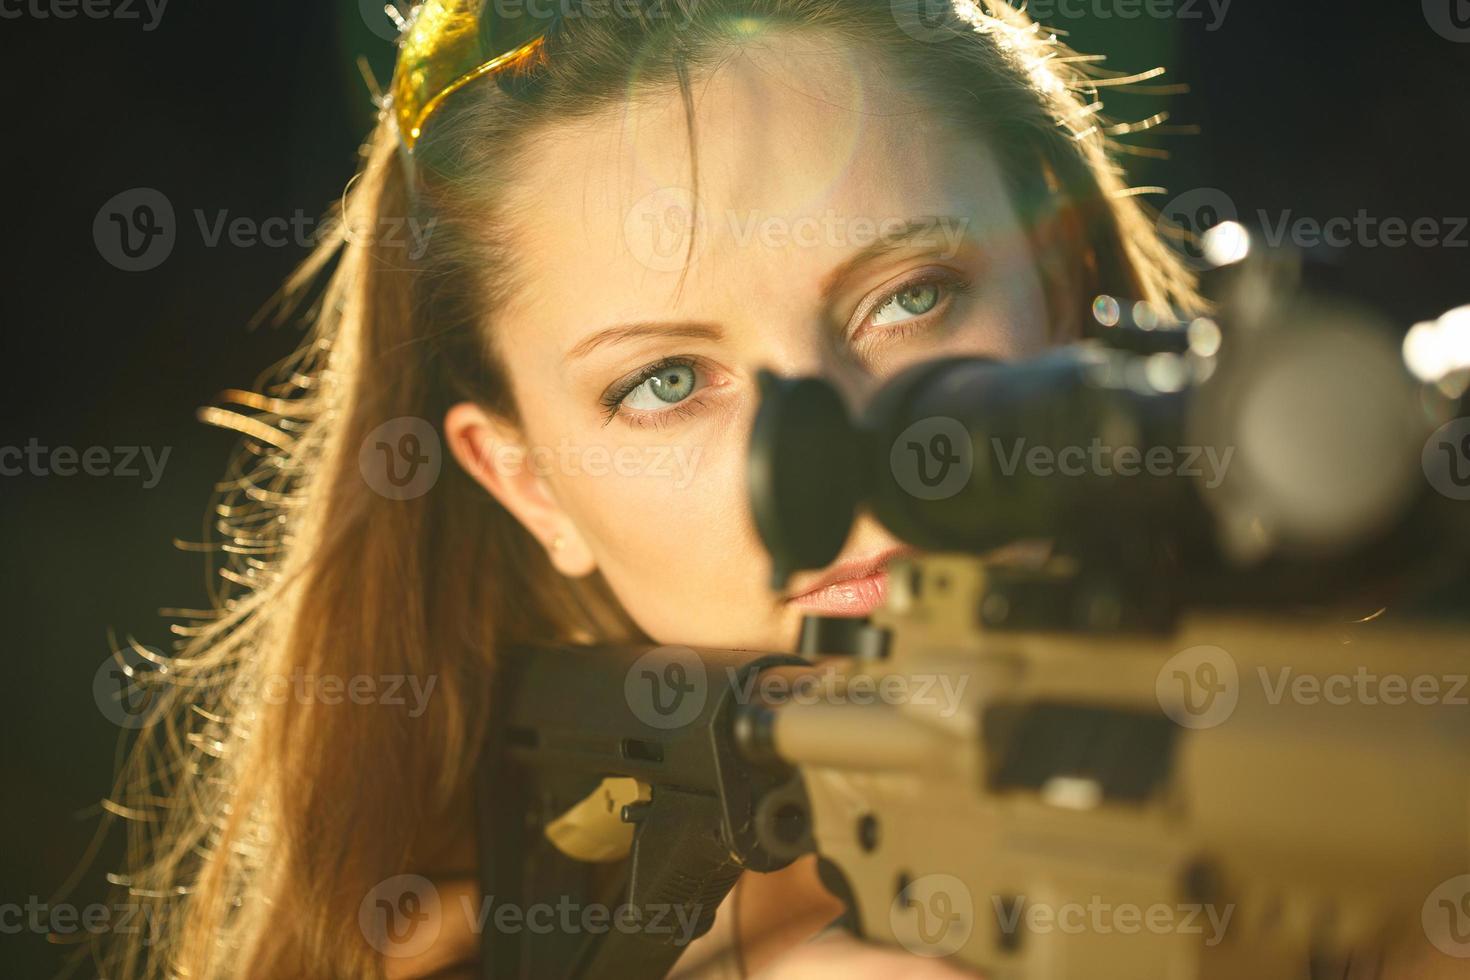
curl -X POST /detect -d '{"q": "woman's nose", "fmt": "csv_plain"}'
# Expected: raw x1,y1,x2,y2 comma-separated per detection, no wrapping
749,337,884,418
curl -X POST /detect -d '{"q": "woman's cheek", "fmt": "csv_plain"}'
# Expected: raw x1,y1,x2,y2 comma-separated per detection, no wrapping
574,432,761,640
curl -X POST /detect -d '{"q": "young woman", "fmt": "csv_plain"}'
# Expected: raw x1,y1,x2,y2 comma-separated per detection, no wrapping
99,0,1208,976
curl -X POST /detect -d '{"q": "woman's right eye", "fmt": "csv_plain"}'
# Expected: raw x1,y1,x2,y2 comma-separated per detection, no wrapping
622,362,698,410
598,356,712,427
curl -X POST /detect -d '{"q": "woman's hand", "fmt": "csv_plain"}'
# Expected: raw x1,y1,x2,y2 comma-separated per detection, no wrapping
750,930,981,980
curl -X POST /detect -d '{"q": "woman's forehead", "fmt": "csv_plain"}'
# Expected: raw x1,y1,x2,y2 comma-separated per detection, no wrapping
493,33,1021,358
503,32,992,224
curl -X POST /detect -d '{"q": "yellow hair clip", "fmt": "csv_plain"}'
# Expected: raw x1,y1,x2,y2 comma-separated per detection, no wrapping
390,0,552,152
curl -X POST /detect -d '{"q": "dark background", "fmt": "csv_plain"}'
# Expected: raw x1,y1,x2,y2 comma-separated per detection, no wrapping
2,1,1467,975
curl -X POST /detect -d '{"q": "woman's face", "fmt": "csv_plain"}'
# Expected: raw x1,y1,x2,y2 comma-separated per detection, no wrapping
446,32,1053,653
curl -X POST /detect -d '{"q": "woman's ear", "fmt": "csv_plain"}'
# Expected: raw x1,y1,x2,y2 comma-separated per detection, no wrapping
443,401,598,577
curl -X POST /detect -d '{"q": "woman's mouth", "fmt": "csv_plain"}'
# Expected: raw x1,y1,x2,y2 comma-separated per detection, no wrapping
781,547,915,617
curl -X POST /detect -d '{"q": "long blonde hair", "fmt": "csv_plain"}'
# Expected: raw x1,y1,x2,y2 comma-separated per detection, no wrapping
96,1,1199,976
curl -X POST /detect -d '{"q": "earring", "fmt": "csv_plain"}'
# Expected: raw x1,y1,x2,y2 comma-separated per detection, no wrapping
550,533,566,552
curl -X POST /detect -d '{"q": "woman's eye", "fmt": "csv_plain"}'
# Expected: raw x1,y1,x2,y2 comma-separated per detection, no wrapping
859,272,972,338
599,357,715,428
871,282,942,326
622,362,698,410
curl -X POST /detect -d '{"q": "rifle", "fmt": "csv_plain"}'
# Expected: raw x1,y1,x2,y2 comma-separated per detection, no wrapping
475,241,1470,978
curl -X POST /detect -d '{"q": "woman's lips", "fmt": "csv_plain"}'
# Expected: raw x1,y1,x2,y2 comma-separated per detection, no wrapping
778,540,1052,617
784,569,891,616
781,547,915,616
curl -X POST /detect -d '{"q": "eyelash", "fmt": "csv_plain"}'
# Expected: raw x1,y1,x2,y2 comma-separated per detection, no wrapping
598,270,974,429
598,355,707,429
852,268,973,343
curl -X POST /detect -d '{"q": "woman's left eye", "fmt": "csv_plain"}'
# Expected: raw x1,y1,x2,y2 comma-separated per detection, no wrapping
871,281,942,325
861,272,971,333
599,356,712,428
622,362,698,410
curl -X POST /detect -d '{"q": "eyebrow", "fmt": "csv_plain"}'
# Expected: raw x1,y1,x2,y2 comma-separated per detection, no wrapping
563,216,970,362
565,321,724,362
817,215,972,304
